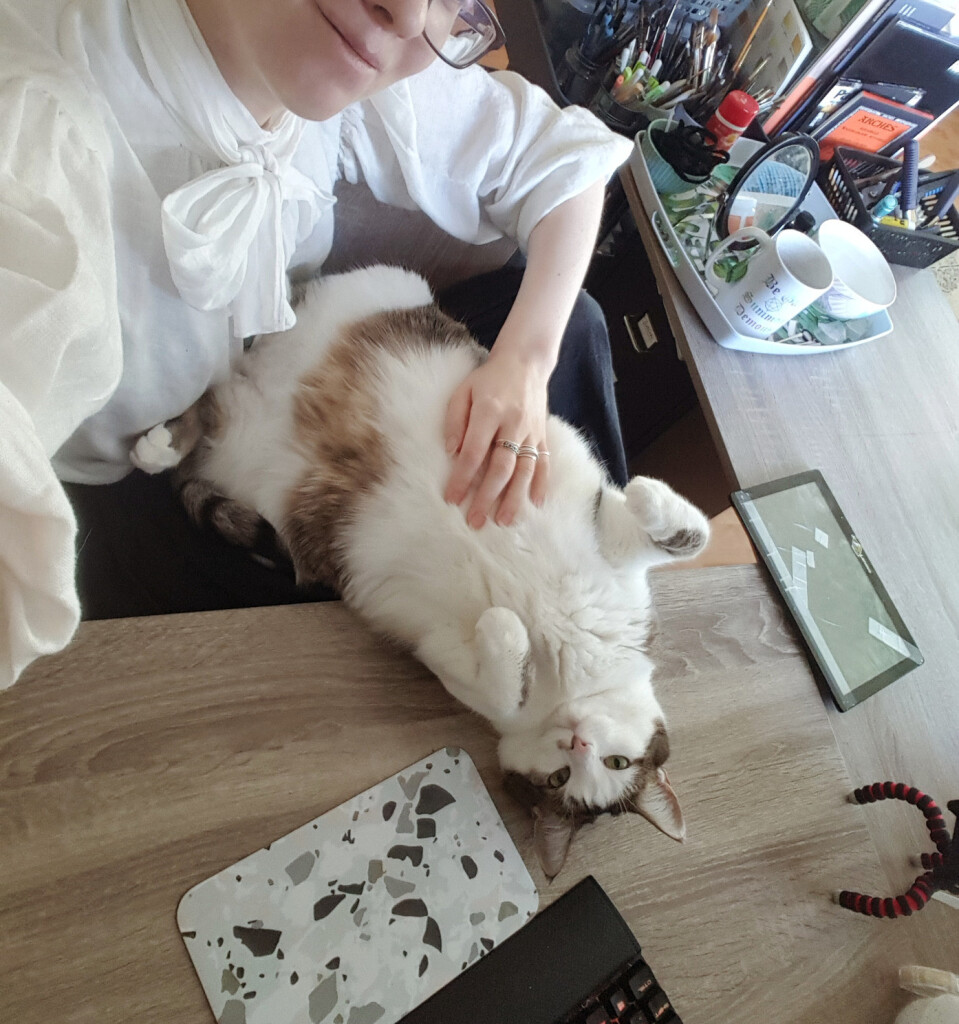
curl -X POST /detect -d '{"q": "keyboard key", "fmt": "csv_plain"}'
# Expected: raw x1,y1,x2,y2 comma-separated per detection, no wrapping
646,987,672,1021
584,1008,611,1024
627,1010,652,1024
607,988,630,1015
627,963,655,1000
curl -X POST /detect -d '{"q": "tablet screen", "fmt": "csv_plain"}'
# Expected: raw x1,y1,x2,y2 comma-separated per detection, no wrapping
732,470,923,711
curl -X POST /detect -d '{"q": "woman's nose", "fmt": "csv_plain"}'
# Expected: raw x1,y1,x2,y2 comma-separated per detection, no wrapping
366,0,430,38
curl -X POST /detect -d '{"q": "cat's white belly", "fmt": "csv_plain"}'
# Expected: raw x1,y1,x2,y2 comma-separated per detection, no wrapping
341,349,622,663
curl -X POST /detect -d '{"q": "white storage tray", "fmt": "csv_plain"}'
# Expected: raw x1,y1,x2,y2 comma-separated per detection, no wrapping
629,134,894,355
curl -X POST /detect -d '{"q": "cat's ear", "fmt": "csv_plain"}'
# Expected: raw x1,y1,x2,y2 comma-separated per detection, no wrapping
596,478,709,567
532,805,579,882
502,771,579,880
627,767,686,842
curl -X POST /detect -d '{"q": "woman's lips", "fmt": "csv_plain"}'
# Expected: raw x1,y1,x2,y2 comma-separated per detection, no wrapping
318,4,381,70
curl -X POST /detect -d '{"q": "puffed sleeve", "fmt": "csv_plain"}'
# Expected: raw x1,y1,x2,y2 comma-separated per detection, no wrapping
340,60,633,251
0,73,122,689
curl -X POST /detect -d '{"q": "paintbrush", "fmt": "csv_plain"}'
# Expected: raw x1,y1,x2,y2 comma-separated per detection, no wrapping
731,0,773,78
701,8,720,85
741,55,769,92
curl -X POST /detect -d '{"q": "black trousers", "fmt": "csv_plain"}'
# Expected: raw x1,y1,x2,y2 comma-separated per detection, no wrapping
64,266,627,620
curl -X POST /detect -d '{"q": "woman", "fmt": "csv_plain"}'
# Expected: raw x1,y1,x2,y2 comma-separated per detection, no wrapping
0,0,633,688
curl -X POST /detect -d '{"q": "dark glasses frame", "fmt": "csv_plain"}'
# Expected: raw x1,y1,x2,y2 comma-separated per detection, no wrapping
423,0,506,69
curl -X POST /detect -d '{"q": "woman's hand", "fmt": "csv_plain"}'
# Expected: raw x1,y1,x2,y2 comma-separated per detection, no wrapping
443,180,607,529
443,344,550,528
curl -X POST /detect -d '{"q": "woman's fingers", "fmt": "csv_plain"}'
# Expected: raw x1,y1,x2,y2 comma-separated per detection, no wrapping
529,447,550,508
463,436,522,528
442,357,550,524
494,441,546,526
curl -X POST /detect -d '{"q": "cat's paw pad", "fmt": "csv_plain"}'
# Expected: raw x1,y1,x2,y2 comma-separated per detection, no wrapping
130,424,182,474
625,477,709,558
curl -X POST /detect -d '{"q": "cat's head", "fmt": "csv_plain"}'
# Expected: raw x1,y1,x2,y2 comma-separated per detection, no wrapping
499,688,684,880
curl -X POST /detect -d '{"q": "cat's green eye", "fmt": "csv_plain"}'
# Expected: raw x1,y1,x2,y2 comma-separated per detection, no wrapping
603,755,631,770
547,767,571,788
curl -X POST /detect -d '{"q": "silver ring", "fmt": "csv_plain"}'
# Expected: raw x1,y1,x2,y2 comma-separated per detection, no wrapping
517,445,539,461
494,439,520,455
538,450,550,457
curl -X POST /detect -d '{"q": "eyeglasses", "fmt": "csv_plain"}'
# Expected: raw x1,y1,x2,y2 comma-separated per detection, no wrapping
423,0,506,69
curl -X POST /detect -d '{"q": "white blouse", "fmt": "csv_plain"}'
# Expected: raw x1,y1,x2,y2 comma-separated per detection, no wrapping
0,0,632,688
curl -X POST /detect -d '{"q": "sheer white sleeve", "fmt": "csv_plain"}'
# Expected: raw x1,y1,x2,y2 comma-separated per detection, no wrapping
341,61,632,252
0,77,121,688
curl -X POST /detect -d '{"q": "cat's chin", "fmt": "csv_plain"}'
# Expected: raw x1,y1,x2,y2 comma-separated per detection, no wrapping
497,728,565,778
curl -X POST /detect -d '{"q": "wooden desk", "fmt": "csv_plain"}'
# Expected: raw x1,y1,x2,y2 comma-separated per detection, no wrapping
0,568,929,1024
624,167,959,972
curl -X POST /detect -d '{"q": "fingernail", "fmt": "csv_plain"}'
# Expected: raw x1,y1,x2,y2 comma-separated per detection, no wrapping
446,436,458,454
468,511,486,530
496,511,513,526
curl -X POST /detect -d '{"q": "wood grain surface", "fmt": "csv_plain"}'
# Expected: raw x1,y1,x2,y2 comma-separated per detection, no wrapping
0,567,935,1024
625,166,959,974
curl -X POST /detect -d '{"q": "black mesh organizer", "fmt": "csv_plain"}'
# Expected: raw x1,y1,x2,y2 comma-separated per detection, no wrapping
819,146,959,269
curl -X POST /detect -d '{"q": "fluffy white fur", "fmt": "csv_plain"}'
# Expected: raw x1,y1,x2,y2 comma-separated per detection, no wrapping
134,266,710,871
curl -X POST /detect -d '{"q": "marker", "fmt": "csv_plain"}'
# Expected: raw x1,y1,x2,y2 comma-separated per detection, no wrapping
871,195,898,222
645,79,670,104
900,140,920,230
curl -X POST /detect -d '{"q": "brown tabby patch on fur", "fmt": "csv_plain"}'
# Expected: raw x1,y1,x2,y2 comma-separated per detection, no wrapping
168,392,225,453
658,528,708,557
283,304,482,589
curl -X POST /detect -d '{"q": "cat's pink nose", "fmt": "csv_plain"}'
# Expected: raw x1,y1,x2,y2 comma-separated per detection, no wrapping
572,735,591,754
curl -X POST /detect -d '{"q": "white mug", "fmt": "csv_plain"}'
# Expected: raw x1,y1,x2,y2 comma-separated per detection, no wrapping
704,226,834,339
811,219,897,320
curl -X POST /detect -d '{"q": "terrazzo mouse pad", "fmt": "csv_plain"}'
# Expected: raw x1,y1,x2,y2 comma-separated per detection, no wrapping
177,747,538,1024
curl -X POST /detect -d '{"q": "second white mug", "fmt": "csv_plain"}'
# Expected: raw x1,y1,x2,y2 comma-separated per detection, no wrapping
704,226,834,339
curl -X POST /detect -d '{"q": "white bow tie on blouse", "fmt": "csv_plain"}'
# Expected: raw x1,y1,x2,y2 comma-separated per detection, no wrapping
129,0,332,338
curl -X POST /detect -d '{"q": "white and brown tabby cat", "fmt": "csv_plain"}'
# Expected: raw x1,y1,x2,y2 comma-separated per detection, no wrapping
131,265,710,878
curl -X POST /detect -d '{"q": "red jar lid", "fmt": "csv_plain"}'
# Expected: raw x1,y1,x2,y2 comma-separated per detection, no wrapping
715,90,760,131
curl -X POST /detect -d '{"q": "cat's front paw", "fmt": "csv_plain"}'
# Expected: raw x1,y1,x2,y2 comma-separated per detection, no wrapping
625,477,710,559
130,424,183,474
475,607,530,713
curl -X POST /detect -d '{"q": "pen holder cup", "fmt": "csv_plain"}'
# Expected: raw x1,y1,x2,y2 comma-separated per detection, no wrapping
640,120,695,195
589,88,650,137
557,45,605,107
819,146,959,269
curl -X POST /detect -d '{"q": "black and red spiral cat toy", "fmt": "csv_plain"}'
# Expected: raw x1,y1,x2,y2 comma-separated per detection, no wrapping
837,782,959,918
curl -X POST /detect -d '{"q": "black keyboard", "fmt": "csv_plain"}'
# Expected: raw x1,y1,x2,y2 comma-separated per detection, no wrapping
399,876,682,1024
555,951,682,1024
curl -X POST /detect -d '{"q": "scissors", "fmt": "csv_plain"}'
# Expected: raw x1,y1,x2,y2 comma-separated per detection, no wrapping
651,122,730,185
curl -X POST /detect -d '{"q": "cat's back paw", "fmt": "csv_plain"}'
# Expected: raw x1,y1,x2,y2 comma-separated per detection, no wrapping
625,476,710,559
130,424,183,474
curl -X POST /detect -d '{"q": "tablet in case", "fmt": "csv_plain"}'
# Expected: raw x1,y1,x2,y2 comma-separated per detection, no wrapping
177,747,538,1024
732,470,923,711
